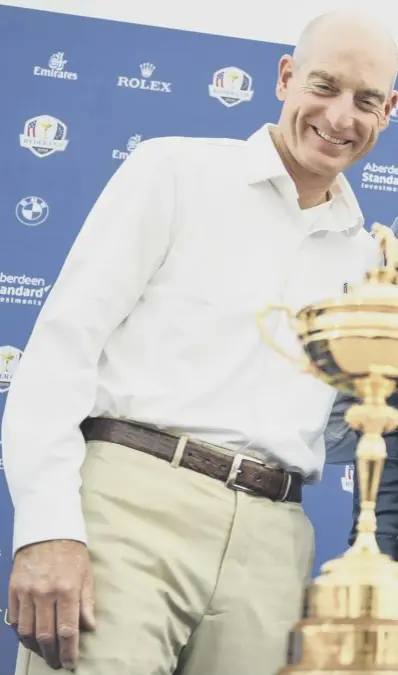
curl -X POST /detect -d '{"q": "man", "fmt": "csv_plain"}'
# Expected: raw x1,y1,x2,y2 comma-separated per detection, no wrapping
3,10,397,675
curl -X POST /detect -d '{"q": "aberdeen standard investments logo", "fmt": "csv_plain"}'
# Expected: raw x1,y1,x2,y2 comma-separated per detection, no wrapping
20,115,69,158
361,162,398,192
117,63,172,93
33,52,78,80
0,273,52,307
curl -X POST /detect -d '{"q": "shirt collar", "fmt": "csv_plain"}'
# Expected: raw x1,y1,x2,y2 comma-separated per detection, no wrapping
245,123,364,235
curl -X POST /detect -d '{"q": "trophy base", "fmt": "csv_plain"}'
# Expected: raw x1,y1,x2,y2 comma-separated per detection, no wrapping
278,543,398,673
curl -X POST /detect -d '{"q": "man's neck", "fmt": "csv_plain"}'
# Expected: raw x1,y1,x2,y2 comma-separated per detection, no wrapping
269,126,334,210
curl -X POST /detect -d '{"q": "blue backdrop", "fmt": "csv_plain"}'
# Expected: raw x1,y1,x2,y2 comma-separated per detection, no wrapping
0,5,397,671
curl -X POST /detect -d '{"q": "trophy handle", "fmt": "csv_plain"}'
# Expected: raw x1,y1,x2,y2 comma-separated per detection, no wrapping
256,304,301,363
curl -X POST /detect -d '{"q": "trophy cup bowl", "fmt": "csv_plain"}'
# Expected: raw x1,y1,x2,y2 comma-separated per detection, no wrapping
257,224,398,674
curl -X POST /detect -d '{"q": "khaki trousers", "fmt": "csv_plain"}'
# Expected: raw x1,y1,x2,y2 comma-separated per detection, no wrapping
16,440,314,675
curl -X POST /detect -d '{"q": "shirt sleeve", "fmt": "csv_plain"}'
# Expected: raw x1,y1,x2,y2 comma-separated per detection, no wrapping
324,391,359,464
2,139,175,555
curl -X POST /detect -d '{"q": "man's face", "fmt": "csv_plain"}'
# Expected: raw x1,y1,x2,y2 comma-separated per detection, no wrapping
276,33,398,178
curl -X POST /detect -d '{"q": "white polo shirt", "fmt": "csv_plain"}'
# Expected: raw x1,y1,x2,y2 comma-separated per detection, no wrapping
2,124,377,553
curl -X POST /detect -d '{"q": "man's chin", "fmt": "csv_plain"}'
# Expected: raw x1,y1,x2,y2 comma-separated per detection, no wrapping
300,153,347,178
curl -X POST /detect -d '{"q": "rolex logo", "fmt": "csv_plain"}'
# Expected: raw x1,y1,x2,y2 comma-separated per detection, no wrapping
117,62,172,93
140,62,156,78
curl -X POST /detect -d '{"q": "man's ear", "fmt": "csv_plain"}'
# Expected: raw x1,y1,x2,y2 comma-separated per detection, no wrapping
381,90,398,130
276,54,294,102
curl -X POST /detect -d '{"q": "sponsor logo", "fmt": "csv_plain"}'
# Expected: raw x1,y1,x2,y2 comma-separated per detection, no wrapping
33,52,78,80
209,67,254,107
20,115,69,158
341,464,354,493
0,346,23,393
360,162,398,192
117,62,172,93
112,134,142,160
16,196,49,226
0,273,52,307
390,105,398,123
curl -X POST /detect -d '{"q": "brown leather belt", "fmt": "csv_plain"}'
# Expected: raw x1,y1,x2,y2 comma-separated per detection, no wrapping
81,417,303,503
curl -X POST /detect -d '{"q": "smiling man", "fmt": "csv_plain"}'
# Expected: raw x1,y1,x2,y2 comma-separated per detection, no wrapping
3,10,398,675
270,12,397,208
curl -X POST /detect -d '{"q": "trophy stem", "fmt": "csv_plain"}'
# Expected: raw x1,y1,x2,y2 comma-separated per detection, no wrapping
351,432,385,555
345,373,398,556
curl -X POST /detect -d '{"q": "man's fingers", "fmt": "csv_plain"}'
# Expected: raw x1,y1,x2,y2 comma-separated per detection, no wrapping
35,596,61,669
8,588,19,631
56,593,80,671
79,573,96,632
16,596,40,655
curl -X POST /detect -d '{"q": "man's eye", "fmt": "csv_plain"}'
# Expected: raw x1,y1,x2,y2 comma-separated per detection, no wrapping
315,84,333,92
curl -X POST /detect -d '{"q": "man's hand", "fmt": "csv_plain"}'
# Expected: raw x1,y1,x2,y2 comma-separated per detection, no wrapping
9,540,95,671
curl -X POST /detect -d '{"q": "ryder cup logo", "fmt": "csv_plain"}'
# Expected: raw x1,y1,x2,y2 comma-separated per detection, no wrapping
117,62,172,93
341,464,354,493
19,115,69,158
16,196,49,226
0,346,23,393
209,67,254,108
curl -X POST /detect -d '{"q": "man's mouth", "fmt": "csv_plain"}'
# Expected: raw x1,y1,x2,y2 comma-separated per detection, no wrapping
311,125,351,146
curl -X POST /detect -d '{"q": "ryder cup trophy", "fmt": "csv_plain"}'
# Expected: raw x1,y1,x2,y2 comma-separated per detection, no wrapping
258,223,398,674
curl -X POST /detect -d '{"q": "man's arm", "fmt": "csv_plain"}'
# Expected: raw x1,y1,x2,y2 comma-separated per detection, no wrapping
324,390,358,464
2,138,175,555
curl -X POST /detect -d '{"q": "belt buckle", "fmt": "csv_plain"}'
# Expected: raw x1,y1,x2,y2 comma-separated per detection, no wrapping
225,453,265,494
226,453,292,501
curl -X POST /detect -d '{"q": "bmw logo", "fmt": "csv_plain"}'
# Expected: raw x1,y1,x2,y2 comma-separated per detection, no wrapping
16,196,50,226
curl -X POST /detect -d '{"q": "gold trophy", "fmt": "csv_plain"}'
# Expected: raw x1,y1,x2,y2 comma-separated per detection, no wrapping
257,223,398,673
